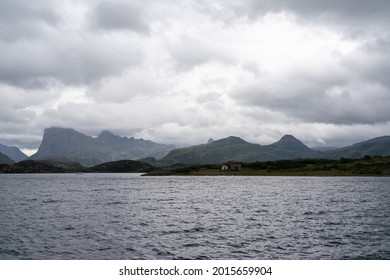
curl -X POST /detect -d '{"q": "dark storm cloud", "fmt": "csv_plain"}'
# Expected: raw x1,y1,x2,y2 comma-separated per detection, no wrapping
89,1,150,33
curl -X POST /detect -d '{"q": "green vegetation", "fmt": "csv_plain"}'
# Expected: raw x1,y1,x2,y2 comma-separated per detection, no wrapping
146,156,390,176
326,136,390,159
0,159,156,173
2,156,390,176
0,160,85,173
88,160,156,173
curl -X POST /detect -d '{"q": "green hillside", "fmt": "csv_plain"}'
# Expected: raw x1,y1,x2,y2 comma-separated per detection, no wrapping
161,135,321,165
147,156,390,176
326,136,390,159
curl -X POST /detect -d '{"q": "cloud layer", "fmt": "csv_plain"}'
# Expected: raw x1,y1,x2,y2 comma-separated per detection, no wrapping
1,0,390,151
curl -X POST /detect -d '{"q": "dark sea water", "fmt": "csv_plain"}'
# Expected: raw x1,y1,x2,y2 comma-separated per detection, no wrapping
0,174,389,260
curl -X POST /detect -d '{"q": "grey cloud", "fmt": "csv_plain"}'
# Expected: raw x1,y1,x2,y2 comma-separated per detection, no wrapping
2,0,390,150
231,0,390,31
169,36,235,71
89,1,149,33
0,34,143,88
0,0,59,41
232,71,390,125
346,38,390,88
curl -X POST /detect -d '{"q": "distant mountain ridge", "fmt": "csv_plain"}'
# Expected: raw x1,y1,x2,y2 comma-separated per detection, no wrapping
31,127,175,166
161,134,390,165
160,135,322,165
0,143,28,162
325,136,390,159
25,127,390,166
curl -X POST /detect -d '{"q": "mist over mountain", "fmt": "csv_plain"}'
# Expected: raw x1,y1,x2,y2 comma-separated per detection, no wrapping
31,127,175,166
0,143,28,162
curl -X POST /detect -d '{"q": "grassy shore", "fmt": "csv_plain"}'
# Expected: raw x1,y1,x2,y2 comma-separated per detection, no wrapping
146,156,390,176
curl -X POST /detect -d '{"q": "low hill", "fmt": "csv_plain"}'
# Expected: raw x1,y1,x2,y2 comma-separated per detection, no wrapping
88,160,156,173
0,159,153,173
0,160,80,173
325,136,390,159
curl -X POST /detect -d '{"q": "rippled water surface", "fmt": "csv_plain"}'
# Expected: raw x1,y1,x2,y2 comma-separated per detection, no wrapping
1,174,389,259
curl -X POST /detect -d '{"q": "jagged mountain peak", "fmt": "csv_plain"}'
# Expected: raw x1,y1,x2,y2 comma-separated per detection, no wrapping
32,127,174,166
98,130,119,141
99,130,116,137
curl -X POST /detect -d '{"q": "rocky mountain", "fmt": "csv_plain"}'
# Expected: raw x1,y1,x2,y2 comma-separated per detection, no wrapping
0,143,28,162
31,127,175,166
0,152,14,165
325,136,390,159
160,135,322,165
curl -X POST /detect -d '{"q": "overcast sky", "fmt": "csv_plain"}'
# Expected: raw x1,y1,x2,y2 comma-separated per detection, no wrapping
1,0,390,154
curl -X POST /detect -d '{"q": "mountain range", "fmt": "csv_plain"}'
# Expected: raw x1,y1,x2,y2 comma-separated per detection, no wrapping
2,127,390,167
160,135,390,165
30,127,175,166
160,134,322,165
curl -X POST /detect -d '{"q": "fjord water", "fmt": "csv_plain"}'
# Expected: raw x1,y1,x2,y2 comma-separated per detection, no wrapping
0,174,389,260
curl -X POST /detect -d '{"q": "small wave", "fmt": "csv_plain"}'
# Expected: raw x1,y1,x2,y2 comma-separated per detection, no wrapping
63,226,76,231
106,201,127,206
0,248,20,257
304,210,327,216
183,226,205,233
160,229,180,235
255,209,269,214
153,248,174,257
42,199,63,204
183,243,200,248
194,254,212,260
324,221,342,226
324,240,345,247
98,247,112,251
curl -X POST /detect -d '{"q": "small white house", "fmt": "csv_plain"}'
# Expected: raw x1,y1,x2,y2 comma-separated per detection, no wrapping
221,165,229,171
